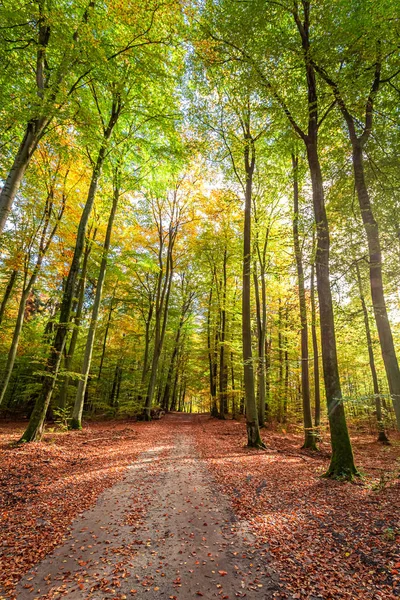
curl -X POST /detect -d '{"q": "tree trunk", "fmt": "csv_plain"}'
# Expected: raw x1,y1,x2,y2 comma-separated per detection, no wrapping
253,263,266,426
306,140,356,477
310,254,321,429
0,189,63,406
355,262,389,443
207,285,219,417
143,210,176,419
71,178,120,429
0,120,48,234
19,98,121,442
242,135,263,448
219,248,228,418
292,154,316,449
58,234,93,409
352,143,400,429
0,269,18,326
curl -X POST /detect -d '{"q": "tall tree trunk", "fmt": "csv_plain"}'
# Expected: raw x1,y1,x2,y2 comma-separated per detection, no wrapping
310,253,321,429
19,97,121,442
253,263,266,426
306,140,356,476
207,285,219,417
292,154,316,449
265,333,271,421
71,177,120,429
242,131,263,447
0,120,48,234
291,1,356,477
355,262,389,443
0,190,64,406
352,144,400,429
144,212,176,419
58,233,93,409
277,298,283,422
314,43,400,430
0,270,18,326
283,311,289,423
219,247,228,418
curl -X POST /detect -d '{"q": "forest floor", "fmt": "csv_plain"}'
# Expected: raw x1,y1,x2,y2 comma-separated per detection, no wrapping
0,415,399,600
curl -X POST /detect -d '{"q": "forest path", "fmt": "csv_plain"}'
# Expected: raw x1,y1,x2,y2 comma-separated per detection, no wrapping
16,413,279,600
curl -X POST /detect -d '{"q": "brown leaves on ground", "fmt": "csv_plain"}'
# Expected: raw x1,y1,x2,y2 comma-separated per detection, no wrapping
193,419,400,600
0,420,169,599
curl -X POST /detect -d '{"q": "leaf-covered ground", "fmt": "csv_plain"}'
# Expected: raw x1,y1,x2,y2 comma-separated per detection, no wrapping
1,417,399,600
193,419,400,600
0,420,173,599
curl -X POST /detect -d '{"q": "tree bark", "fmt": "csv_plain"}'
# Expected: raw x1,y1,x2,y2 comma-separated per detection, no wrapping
19,97,121,442
242,129,263,447
355,262,389,443
58,233,93,409
0,269,18,326
71,176,120,429
291,1,356,477
0,188,64,406
310,251,321,429
292,154,316,449
219,247,228,417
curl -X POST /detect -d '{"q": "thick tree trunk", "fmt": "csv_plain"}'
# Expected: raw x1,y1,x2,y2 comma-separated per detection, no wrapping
352,144,400,429
0,120,47,234
355,262,389,443
71,180,120,429
288,0,357,478
292,154,316,449
0,269,18,326
19,100,120,442
306,141,356,477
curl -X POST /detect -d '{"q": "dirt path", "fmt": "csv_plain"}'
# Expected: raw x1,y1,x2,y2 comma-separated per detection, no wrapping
16,414,279,599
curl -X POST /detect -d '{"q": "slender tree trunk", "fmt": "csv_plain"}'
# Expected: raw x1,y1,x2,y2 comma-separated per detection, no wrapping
71,179,120,429
278,298,283,422
207,285,219,416
0,270,18,326
0,283,31,405
242,135,263,447
162,333,181,410
58,235,93,409
292,154,316,449
0,191,63,406
352,144,400,429
355,262,389,443
219,248,228,418
19,98,121,442
98,295,115,383
283,306,289,422
253,264,266,426
144,226,175,419
265,333,271,421
310,255,321,429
